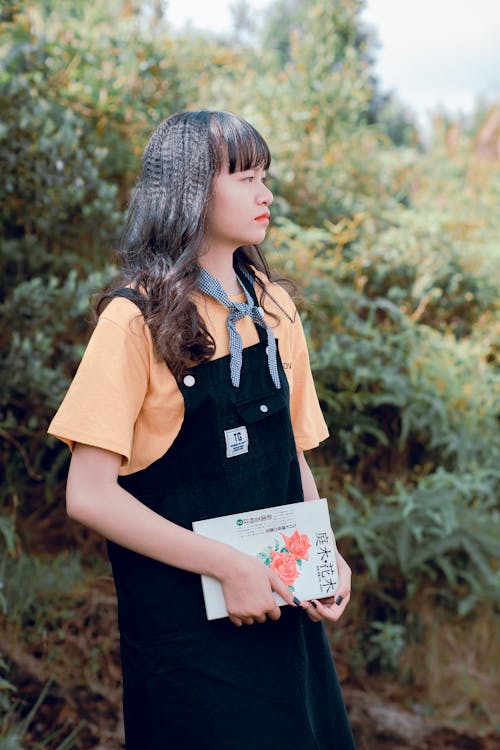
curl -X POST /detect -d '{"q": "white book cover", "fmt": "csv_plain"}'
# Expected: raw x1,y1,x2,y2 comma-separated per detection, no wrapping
192,498,338,620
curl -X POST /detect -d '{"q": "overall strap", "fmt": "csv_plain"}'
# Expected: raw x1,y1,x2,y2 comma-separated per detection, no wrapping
113,288,143,306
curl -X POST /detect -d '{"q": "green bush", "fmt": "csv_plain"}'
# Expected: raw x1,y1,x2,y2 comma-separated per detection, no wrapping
1,1,499,729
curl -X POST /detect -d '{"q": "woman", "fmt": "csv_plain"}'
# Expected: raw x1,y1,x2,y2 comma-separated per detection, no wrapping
49,110,356,749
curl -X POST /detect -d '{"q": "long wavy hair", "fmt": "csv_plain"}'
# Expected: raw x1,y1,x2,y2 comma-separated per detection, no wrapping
98,110,291,380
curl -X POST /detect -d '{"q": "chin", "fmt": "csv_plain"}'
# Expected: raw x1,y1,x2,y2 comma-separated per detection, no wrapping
234,236,266,248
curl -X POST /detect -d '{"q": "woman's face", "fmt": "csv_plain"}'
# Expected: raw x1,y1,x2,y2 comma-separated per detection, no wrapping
204,165,274,254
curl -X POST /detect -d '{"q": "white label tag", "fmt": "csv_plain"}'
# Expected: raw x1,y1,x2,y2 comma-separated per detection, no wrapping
224,426,249,458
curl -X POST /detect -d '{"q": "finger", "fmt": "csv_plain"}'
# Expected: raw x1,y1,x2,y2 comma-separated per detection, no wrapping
300,600,323,623
266,606,281,621
268,571,297,607
333,585,351,608
242,617,255,626
230,615,243,627
312,590,351,622
254,614,267,624
312,599,340,621
335,588,351,609
318,590,350,609
318,596,336,607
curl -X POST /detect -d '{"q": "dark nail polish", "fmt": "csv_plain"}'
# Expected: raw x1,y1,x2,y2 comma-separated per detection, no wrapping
310,600,317,609
293,596,302,606
335,595,344,605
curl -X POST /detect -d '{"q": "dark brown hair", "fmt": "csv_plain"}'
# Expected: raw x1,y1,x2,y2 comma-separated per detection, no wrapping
97,111,292,379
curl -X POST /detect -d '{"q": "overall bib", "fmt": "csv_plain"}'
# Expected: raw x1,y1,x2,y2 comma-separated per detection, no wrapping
108,279,356,750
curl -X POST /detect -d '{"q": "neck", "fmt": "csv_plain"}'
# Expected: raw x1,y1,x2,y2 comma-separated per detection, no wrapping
199,250,243,296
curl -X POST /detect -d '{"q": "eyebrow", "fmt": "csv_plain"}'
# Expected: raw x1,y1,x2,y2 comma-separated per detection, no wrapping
238,166,266,174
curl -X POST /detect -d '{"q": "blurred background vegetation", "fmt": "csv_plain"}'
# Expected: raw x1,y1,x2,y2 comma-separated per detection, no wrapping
1,0,499,746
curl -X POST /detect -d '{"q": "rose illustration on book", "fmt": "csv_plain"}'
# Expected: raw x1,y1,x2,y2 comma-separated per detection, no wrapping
280,529,311,561
257,529,311,590
269,550,299,586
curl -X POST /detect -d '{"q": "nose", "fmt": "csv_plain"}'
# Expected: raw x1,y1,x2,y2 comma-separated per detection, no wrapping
258,183,273,206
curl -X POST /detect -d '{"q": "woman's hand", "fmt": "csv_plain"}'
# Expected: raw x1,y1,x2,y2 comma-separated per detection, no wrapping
219,552,297,628
296,451,351,622
301,547,351,623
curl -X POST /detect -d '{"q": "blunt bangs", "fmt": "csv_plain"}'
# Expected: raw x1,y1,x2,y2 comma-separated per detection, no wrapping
209,112,271,174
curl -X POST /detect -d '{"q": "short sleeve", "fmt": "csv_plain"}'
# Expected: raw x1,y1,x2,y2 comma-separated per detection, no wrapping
259,278,329,451
48,299,150,463
286,309,329,451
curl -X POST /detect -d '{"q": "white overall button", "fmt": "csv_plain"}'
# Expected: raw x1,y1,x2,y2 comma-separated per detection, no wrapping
259,404,269,413
183,375,196,387
265,346,269,354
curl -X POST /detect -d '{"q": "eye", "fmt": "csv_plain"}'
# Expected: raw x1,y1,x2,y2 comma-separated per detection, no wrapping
242,173,267,183
239,170,267,183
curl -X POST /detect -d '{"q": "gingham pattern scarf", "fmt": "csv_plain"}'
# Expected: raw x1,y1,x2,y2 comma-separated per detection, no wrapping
198,266,281,389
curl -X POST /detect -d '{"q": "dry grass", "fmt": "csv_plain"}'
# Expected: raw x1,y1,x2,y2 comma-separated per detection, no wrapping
325,572,500,734
400,599,500,731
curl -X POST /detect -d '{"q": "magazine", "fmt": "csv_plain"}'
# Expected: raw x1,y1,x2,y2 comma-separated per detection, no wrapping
192,498,338,620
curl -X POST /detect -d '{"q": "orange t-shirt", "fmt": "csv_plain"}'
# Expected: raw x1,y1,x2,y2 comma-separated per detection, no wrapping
48,278,328,475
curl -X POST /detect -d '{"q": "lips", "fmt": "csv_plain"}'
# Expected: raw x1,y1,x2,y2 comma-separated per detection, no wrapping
255,212,270,222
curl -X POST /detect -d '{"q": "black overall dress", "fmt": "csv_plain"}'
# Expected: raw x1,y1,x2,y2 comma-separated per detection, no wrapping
108,279,356,750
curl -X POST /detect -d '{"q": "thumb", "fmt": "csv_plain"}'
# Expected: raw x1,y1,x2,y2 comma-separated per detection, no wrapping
267,569,297,607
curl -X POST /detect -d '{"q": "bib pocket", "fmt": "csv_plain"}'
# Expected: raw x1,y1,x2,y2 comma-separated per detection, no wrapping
218,390,292,470
236,390,287,423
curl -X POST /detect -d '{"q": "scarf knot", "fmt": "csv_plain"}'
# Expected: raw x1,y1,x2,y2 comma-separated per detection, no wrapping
198,267,281,389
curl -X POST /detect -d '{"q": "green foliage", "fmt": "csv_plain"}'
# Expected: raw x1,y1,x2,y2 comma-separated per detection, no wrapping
0,517,17,559
0,550,88,632
1,0,499,728
270,211,499,484
0,266,115,525
366,620,407,673
0,657,16,712
333,468,500,605
262,0,384,226
0,539,87,746
259,0,306,66
0,27,121,282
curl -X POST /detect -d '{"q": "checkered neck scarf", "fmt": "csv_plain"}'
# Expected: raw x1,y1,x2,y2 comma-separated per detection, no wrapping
198,266,281,389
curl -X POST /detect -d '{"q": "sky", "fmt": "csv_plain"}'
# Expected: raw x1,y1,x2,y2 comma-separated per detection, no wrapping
164,0,500,129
